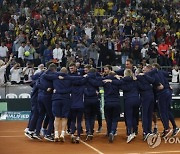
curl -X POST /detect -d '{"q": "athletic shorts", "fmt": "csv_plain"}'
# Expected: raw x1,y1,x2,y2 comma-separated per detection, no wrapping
52,99,70,118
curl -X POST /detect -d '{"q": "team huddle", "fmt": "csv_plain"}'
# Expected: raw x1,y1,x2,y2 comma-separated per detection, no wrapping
24,59,180,143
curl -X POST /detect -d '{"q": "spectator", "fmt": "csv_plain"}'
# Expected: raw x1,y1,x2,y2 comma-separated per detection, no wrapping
17,42,26,66
10,63,22,84
88,42,99,66
22,62,34,83
140,34,149,46
43,45,53,65
53,43,63,66
172,65,179,83
88,58,96,68
0,42,9,59
121,40,131,65
158,39,169,66
148,42,158,64
141,43,149,60
0,54,13,85
131,44,141,65
24,42,35,63
34,64,44,74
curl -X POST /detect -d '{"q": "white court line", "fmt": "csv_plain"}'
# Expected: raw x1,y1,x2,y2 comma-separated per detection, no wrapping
125,153,140,154
126,151,180,154
0,131,23,132
80,140,104,154
144,151,180,154
0,136,24,137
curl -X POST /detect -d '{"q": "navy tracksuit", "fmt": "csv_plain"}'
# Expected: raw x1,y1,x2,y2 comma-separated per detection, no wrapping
84,72,100,135
44,72,72,118
28,72,43,132
158,70,177,130
67,71,83,132
116,68,139,133
103,75,121,135
112,77,140,136
35,70,54,136
148,69,171,130
137,75,156,134
66,76,87,137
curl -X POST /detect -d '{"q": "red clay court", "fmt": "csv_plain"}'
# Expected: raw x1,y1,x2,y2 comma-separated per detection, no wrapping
0,120,180,154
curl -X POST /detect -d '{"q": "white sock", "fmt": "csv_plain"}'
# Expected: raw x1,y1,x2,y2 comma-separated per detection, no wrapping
55,131,59,137
61,131,65,136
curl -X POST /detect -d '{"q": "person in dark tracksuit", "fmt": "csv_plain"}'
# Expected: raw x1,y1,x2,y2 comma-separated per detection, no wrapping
24,71,44,139
60,72,87,143
67,63,83,134
85,64,102,133
136,72,159,141
143,65,159,134
116,59,139,135
106,69,140,143
88,70,121,143
32,65,55,141
102,72,121,143
44,66,72,142
162,71,180,136
84,68,100,141
151,63,180,137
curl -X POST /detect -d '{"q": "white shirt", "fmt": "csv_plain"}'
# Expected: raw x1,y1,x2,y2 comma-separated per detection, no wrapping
18,46,25,59
53,48,63,62
23,67,34,83
0,46,8,57
172,69,179,83
85,27,93,39
141,48,148,58
10,67,22,83
0,65,6,84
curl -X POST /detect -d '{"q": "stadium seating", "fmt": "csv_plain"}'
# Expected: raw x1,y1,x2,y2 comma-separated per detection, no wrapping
19,93,31,98
6,93,18,99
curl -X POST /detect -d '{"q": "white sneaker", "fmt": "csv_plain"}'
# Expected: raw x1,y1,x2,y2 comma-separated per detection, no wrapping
24,128,29,133
127,134,134,143
132,132,136,138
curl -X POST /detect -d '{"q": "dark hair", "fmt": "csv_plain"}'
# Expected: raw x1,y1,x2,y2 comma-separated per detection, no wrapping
46,61,53,68
48,63,57,71
104,65,112,70
88,68,97,73
126,58,133,64
152,63,160,69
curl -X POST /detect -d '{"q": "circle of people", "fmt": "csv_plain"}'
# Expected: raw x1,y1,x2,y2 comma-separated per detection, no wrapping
24,59,180,143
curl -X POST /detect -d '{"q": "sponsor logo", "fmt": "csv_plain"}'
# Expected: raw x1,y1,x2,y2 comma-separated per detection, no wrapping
0,111,30,120
147,133,180,148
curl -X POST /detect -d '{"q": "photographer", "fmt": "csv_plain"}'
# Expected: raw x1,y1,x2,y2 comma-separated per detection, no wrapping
0,54,13,85
23,62,34,83
10,63,23,84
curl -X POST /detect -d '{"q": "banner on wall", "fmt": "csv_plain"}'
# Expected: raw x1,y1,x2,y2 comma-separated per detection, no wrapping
0,111,30,120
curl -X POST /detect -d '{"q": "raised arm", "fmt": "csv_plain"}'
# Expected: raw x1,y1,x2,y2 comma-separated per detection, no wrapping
44,72,58,80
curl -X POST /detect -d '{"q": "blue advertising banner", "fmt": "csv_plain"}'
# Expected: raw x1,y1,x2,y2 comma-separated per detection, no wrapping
0,111,30,120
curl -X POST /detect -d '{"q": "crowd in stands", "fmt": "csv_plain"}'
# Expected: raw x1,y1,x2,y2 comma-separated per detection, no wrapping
0,0,180,85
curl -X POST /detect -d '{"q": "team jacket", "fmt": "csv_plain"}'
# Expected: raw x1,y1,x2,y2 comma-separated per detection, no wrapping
37,70,54,96
44,72,72,100
112,76,140,99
